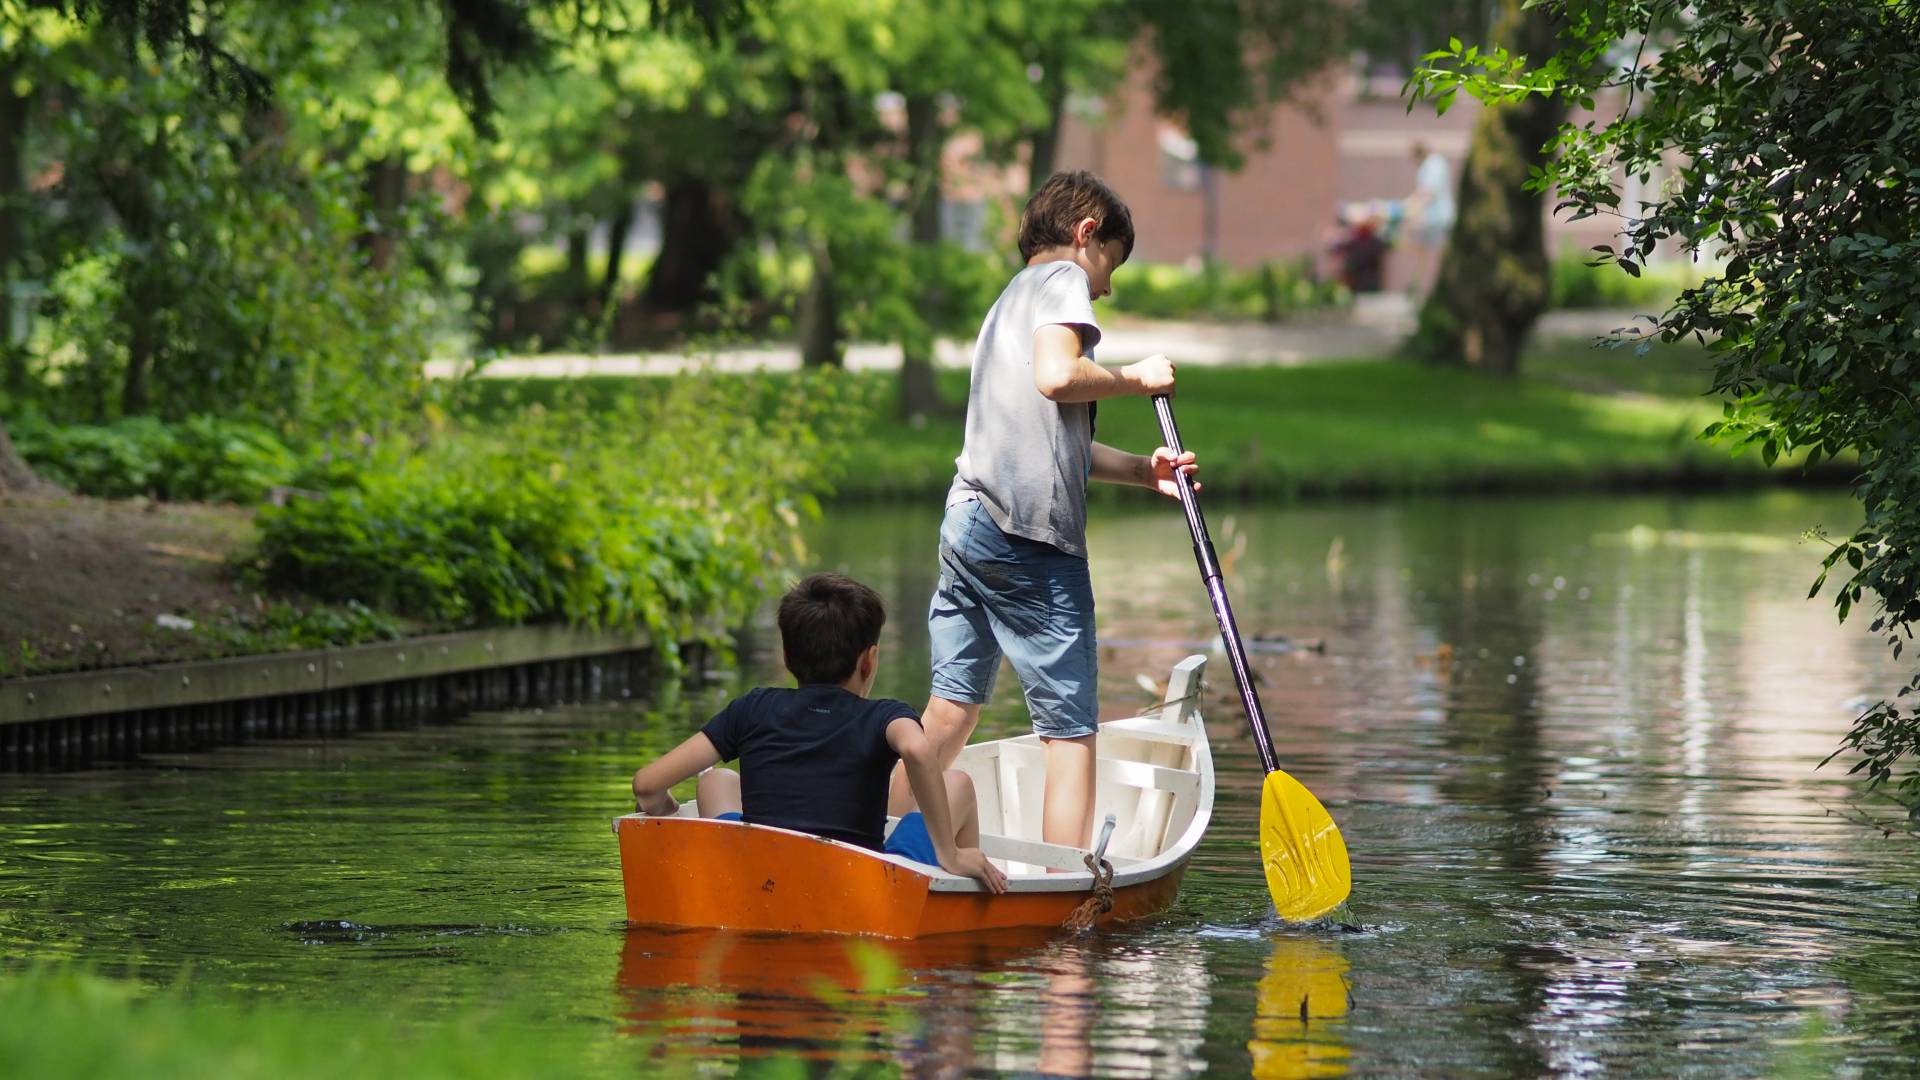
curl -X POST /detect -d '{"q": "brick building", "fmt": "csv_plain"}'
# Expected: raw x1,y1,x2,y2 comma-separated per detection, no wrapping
1029,62,1628,291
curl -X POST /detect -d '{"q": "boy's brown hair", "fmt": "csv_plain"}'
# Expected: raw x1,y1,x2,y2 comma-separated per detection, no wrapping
777,572,887,685
1017,170,1135,262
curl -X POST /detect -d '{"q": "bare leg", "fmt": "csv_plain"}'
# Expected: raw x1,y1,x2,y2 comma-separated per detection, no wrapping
889,696,981,814
1040,734,1097,849
942,769,980,848
922,696,982,767
695,768,742,817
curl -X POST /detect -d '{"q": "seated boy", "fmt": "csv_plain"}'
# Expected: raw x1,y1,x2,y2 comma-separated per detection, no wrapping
630,572,1007,893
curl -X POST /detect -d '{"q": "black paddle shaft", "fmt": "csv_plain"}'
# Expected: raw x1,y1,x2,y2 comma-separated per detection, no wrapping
1152,395,1281,776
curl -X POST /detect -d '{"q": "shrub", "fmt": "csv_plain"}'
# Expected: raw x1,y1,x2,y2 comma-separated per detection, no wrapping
6,413,300,503
1107,258,1348,322
248,371,870,648
196,601,407,654
1547,248,1704,311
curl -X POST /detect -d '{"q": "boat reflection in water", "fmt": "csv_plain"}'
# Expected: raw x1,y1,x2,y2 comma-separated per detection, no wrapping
614,925,1219,1076
1249,934,1353,1078
615,924,1058,1069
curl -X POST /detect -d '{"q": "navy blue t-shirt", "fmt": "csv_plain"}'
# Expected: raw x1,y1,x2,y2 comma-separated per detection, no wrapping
700,685,919,850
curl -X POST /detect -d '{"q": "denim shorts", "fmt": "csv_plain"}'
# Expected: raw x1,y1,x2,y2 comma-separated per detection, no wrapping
927,499,1098,739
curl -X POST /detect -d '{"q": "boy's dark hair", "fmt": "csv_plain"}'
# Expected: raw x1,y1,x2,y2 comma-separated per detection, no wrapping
778,572,887,685
1018,170,1135,262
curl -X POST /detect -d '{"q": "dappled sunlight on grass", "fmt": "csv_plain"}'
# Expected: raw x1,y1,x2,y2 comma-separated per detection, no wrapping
451,340,1830,501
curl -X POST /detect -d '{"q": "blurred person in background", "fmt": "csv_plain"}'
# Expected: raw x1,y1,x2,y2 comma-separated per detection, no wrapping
1403,140,1455,296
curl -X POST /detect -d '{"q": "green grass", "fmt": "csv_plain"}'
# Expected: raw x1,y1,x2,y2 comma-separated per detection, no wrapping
841,361,1745,500
0,966,873,1079
1524,336,1724,399
455,341,1828,501
0,967,598,1079
1547,248,1708,311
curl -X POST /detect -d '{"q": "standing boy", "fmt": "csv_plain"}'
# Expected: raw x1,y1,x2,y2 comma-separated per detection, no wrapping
896,170,1197,849
633,572,1006,893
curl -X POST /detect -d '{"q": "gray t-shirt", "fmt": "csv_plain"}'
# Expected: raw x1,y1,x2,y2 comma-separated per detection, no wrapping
946,261,1102,558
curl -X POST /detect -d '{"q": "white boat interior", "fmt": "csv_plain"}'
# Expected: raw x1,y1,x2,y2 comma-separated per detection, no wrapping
647,653,1217,895
934,653,1215,891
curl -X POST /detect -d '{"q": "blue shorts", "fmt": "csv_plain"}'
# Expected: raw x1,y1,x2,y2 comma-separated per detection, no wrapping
712,811,939,866
927,499,1098,739
881,811,939,866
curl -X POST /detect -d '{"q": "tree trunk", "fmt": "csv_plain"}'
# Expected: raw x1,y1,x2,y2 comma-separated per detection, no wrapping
899,92,950,419
1028,57,1068,190
111,142,164,418
642,177,743,312
0,418,49,493
121,281,157,416
797,240,841,367
596,198,637,318
361,157,407,272
466,212,525,346
563,223,590,303
0,54,30,399
1409,0,1566,376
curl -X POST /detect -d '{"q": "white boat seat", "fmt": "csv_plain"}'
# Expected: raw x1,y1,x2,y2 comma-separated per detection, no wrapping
1098,719,1202,745
978,832,1143,871
996,742,1199,798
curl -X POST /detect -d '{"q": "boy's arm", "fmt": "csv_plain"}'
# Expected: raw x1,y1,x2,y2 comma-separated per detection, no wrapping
886,718,1008,893
1032,325,1176,404
1090,441,1199,497
631,732,722,815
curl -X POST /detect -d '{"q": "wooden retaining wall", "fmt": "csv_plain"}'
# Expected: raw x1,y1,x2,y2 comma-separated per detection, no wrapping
0,625,701,771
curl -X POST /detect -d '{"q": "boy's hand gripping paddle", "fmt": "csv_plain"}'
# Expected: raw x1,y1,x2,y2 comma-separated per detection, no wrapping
1152,395,1351,921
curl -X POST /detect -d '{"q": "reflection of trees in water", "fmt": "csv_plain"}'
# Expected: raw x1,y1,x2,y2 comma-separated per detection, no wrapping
1399,502,1551,828
799,505,940,706
1401,499,1555,1078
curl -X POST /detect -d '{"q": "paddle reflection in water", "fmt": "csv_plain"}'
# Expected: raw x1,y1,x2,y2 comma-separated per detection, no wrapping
1248,934,1352,1079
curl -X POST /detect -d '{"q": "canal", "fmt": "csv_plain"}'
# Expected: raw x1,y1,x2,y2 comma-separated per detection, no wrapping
3,490,1917,1075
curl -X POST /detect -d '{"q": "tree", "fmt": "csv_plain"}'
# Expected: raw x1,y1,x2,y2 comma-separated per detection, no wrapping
0,419,47,492
1347,0,1498,75
1414,0,1920,803
15,0,740,130
0,0,568,475
1407,0,1568,375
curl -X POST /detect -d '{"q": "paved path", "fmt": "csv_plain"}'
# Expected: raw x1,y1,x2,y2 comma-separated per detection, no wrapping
425,298,1655,379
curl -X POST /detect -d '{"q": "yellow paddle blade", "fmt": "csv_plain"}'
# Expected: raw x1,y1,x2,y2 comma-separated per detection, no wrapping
1260,769,1351,921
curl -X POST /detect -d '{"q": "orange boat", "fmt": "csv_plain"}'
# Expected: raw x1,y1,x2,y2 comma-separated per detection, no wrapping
614,655,1215,938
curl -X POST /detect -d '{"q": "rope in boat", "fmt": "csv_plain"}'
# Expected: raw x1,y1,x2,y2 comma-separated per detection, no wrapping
1142,687,1203,714
1062,850,1116,931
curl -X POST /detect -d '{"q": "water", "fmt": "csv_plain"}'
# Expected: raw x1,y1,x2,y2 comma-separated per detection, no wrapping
4,490,1917,1076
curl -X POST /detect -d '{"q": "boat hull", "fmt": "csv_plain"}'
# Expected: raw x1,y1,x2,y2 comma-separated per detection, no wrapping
617,654,1214,940
617,816,1188,938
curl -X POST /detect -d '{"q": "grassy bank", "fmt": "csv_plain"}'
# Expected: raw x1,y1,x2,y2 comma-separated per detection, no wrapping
1,343,1823,677
462,342,1826,502
2,373,868,677
0,965,881,1079
0,968,593,1080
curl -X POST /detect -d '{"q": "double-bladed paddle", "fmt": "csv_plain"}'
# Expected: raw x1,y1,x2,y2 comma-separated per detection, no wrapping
1152,394,1351,921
